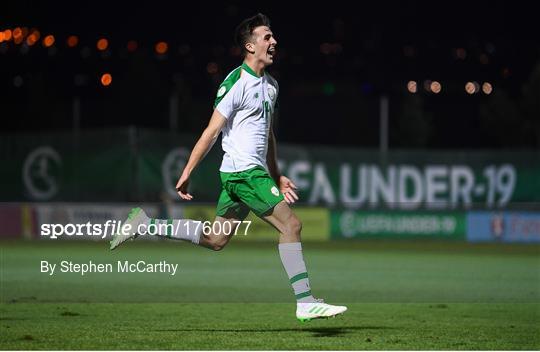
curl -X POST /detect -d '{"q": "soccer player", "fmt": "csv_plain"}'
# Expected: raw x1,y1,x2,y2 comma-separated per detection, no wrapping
110,13,347,322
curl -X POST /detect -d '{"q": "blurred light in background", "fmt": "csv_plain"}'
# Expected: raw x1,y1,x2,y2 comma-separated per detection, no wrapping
155,41,168,55
206,62,218,74
3,29,12,41
479,53,489,65
407,80,417,93
26,30,40,46
96,38,108,51
67,35,79,47
100,73,112,86
12,27,22,39
455,47,467,60
13,75,23,88
465,81,480,94
127,40,138,52
26,35,36,46
13,27,23,44
43,35,55,47
482,82,493,95
430,81,441,94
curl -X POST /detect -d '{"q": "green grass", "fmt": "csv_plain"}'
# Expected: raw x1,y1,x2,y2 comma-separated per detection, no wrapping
1,240,539,349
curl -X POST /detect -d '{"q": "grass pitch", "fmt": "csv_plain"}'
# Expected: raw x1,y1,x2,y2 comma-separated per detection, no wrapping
1,239,539,349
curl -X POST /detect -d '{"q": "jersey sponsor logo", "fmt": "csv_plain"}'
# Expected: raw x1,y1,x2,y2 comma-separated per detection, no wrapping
271,186,280,197
217,86,227,98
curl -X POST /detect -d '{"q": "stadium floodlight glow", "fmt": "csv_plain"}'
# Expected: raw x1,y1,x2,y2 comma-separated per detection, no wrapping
482,82,493,95
127,40,138,52
3,29,12,41
26,34,37,46
155,41,168,55
430,81,441,94
100,73,112,86
465,81,480,94
97,38,108,51
67,35,79,47
13,27,24,44
12,27,22,39
407,80,417,93
33,30,41,41
43,35,55,47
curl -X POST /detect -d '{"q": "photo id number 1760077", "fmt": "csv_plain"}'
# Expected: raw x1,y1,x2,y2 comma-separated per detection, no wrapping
183,220,252,236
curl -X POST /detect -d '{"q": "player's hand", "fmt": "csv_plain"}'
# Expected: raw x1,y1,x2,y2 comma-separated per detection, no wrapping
279,176,299,204
176,173,193,200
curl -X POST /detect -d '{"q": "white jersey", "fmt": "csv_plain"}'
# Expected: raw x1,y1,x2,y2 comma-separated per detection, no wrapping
214,62,278,172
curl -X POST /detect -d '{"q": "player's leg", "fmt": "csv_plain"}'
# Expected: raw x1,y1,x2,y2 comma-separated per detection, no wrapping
109,207,205,250
110,188,247,250
196,186,250,251
197,213,243,251
261,201,314,301
262,202,347,322
110,209,245,251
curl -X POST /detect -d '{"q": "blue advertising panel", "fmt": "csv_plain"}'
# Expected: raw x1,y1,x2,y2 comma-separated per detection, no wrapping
467,211,540,243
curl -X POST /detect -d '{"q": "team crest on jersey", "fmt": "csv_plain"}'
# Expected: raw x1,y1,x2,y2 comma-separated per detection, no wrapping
268,85,276,101
271,186,280,196
217,86,227,97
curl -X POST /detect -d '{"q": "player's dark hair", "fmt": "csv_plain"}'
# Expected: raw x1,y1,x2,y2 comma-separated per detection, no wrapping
235,13,271,56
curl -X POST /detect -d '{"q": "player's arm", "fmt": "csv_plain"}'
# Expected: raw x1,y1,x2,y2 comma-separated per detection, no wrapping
267,128,299,204
176,110,227,200
267,129,281,183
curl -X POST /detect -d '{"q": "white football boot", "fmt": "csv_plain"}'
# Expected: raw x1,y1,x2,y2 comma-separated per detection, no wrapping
296,298,348,322
109,207,148,250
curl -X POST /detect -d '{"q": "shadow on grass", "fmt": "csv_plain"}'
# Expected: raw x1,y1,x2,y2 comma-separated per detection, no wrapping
153,325,391,337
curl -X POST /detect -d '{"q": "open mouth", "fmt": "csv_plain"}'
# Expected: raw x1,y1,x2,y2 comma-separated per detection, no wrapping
267,46,276,58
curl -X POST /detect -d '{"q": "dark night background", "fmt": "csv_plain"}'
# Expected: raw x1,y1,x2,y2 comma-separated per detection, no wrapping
2,0,539,149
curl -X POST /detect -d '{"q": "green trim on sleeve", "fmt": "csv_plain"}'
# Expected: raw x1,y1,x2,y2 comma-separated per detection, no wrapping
213,66,242,108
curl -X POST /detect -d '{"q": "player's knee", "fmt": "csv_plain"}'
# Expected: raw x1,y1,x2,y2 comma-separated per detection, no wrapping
211,243,225,251
208,236,228,251
288,216,302,236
